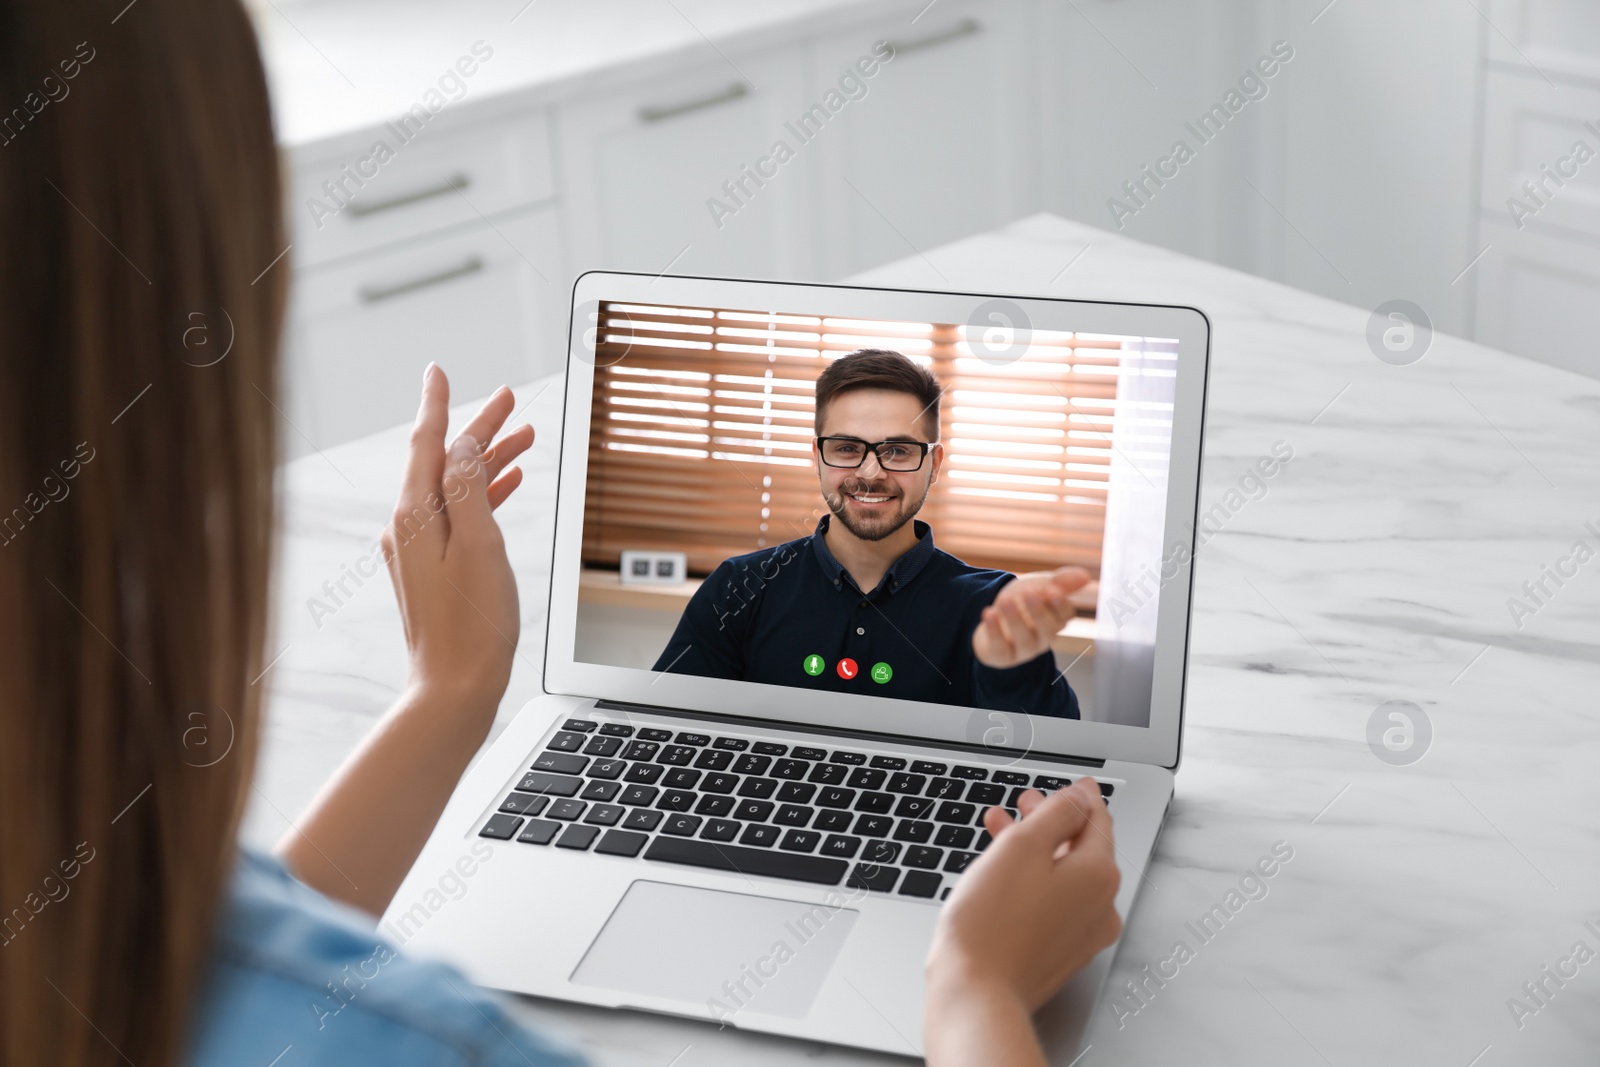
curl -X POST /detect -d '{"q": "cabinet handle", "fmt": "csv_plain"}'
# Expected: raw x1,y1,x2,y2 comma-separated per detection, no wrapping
359,256,485,304
884,17,981,57
346,173,469,218
638,82,749,123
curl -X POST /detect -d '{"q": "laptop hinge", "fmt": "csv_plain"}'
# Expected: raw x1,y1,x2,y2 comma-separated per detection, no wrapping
592,698,1107,770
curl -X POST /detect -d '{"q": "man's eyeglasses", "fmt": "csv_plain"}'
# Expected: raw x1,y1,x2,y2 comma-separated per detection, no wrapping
816,436,934,472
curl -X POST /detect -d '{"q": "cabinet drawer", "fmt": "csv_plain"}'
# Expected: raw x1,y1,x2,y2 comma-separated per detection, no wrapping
284,207,564,452
288,111,555,269
1481,73,1600,241
1474,217,1600,379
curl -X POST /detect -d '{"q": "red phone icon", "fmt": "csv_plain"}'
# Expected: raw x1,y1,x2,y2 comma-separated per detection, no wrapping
837,658,858,680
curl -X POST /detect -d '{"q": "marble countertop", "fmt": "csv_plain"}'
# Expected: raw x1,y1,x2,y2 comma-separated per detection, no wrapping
251,212,1600,1065
253,0,905,149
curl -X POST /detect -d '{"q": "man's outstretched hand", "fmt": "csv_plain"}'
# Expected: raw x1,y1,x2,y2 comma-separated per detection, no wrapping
971,566,1090,669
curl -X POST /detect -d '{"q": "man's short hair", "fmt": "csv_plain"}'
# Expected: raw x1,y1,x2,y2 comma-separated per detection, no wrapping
813,349,941,440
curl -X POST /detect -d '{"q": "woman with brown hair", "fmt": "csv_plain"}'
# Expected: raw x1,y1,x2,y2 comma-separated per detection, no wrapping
0,2,1121,1064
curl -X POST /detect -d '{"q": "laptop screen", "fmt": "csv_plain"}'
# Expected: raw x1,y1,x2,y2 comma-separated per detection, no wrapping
567,295,1194,733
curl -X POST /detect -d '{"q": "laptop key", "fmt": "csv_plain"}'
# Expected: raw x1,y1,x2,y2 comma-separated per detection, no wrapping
643,837,847,885
935,825,975,849
807,763,847,785
790,746,827,761
776,782,816,803
936,802,976,824
966,783,1005,806
1034,775,1072,791
657,745,696,766
546,731,586,753
516,772,581,797
898,871,942,899
675,732,711,746
663,768,701,789
847,863,900,893
587,759,627,780
583,736,623,757
780,830,821,853
622,809,663,832
943,850,977,874
853,815,893,838
772,759,809,780
993,771,1030,786
1100,783,1115,796
694,750,734,771
580,780,621,802
734,800,775,822
657,790,695,812
478,813,523,840
584,804,624,826
713,737,749,751
951,766,989,780
975,830,993,851
854,792,894,814
594,829,648,857
862,840,901,864
816,787,856,808
737,777,778,799
925,778,964,800
870,756,907,770
814,810,853,832
740,824,781,848
695,795,735,817
847,768,887,790
1007,787,1034,807
556,825,600,850
499,794,548,816
561,719,597,733
621,740,659,761
752,742,787,756
619,785,658,806
774,804,814,827
904,846,943,870
599,723,634,737
701,818,741,842
516,819,560,845
830,751,867,765
532,751,588,775
895,796,935,819
887,773,927,794
893,821,934,843
548,799,586,821
910,760,948,775
702,772,739,794
663,814,702,836
821,834,861,859
638,727,674,742
623,763,663,785
732,754,771,775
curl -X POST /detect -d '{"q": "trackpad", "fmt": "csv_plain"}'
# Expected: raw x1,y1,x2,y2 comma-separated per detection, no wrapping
571,880,858,1021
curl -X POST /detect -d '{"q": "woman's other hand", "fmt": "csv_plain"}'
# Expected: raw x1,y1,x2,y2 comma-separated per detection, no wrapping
924,779,1123,1066
381,363,534,726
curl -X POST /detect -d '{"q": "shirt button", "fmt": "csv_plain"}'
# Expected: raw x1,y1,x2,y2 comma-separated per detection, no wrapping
858,600,868,608
856,627,865,635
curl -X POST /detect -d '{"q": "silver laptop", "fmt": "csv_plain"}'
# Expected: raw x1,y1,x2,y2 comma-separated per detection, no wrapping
384,272,1209,1059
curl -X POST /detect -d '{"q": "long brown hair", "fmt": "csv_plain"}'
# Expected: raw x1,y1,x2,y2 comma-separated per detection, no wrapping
0,1,284,1063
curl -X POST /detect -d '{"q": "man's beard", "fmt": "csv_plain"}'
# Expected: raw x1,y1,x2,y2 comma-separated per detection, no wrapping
824,475,929,542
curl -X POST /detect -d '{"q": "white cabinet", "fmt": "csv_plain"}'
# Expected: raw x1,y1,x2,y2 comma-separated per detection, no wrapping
555,50,816,282
284,207,564,452
805,3,1036,280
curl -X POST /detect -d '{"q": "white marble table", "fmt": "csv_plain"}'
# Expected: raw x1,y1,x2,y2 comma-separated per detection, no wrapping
250,213,1600,1065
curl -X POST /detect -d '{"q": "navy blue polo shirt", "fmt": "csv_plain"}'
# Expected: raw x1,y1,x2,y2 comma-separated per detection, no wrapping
652,517,1079,719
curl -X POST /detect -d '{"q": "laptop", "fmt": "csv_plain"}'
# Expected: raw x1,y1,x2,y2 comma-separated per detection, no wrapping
383,272,1209,1059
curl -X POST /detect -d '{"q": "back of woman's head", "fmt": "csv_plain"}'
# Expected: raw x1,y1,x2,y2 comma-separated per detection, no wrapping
0,1,283,1063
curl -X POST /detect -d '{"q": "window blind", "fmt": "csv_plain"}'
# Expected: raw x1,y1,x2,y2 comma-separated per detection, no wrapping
581,300,1177,598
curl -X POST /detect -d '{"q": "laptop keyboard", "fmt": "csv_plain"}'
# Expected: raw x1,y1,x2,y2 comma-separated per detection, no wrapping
477,716,1116,903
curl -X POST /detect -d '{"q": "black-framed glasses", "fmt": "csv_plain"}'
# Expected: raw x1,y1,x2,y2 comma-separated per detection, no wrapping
816,436,934,472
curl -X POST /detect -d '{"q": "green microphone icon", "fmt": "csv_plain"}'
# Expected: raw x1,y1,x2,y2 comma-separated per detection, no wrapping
803,654,826,677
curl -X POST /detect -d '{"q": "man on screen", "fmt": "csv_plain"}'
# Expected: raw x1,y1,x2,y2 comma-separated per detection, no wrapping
652,348,1088,718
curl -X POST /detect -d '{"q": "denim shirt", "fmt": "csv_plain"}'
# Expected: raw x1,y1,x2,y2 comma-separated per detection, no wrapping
186,849,588,1067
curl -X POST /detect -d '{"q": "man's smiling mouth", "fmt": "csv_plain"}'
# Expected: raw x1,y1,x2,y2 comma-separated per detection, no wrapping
844,488,897,506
